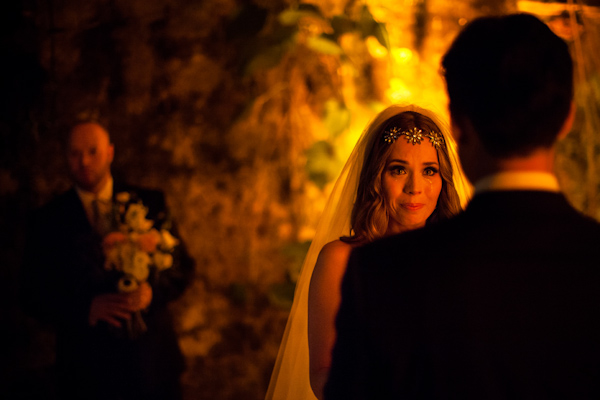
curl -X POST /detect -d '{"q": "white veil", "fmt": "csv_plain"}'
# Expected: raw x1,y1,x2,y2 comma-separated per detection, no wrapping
265,104,472,400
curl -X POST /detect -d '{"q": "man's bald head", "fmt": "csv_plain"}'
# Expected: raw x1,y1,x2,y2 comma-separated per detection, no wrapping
67,122,114,194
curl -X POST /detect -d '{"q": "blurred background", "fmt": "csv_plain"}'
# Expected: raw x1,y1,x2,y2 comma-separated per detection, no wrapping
1,0,599,398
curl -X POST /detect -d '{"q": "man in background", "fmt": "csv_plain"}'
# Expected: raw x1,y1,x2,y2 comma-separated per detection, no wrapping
325,13,600,399
21,121,195,399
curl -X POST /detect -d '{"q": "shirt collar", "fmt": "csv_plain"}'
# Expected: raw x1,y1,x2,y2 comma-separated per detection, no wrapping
474,171,560,194
76,176,114,202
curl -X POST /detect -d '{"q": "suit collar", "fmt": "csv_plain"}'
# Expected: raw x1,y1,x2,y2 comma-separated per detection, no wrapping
474,171,559,194
466,190,571,217
75,176,113,201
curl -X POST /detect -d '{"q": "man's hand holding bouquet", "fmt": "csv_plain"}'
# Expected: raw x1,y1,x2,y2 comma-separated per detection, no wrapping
89,191,179,339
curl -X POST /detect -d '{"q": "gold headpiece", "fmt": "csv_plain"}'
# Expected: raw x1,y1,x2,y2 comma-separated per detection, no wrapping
383,126,445,149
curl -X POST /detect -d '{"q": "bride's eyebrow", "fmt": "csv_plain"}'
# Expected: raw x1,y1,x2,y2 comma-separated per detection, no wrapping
387,159,440,167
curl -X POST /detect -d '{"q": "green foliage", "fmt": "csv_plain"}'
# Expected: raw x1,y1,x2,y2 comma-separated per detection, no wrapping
278,5,323,26
244,42,292,76
323,99,351,138
305,140,341,189
303,99,351,188
357,5,390,50
306,36,343,55
242,3,389,74
323,7,390,51
267,281,296,310
267,240,312,309
280,240,312,282
228,282,248,306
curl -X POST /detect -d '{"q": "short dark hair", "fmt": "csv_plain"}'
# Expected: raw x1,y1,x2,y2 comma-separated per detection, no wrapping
442,13,573,157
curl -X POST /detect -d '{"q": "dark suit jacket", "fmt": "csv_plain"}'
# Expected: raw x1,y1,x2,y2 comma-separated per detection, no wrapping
325,191,600,399
21,182,195,400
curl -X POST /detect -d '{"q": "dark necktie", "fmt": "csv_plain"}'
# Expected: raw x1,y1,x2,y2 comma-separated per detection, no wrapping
92,198,111,235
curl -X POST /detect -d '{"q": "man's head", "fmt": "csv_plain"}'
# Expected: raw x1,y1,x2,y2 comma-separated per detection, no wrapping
67,122,114,194
442,13,573,161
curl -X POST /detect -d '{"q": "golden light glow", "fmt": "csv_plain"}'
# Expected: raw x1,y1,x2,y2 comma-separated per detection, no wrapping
391,47,413,64
386,78,412,102
326,0,455,184
366,36,388,58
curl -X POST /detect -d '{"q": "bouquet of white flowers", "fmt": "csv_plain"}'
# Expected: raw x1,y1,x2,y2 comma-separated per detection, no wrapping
101,191,179,338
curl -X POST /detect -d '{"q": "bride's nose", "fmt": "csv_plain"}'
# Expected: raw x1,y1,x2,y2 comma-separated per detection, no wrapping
403,173,423,194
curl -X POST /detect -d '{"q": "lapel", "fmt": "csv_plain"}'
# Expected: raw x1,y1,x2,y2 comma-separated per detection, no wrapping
61,187,94,233
55,188,105,274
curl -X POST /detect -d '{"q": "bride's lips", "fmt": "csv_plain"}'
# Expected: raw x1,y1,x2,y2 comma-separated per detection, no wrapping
401,203,425,211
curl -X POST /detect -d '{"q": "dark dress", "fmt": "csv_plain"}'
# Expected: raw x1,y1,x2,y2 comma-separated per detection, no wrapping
21,182,195,400
325,191,600,399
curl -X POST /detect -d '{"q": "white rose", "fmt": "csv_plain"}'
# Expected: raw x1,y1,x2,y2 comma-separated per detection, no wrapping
153,252,173,271
159,229,179,251
124,250,150,281
119,242,136,274
116,192,131,203
140,219,154,232
125,203,153,232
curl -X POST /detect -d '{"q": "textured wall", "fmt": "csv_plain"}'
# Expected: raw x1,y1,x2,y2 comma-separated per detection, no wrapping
1,1,344,398
2,1,599,399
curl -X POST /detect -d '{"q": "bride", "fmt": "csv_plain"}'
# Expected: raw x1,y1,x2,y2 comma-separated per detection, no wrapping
266,104,472,400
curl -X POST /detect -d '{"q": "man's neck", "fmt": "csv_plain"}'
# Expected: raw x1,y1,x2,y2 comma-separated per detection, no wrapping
77,175,113,198
472,148,560,193
470,147,556,184
493,148,556,174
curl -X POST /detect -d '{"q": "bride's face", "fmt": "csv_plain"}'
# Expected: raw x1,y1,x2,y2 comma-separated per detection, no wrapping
381,138,442,235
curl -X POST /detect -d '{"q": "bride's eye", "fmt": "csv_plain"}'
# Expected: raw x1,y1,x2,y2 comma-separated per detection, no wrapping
389,165,407,176
423,167,439,176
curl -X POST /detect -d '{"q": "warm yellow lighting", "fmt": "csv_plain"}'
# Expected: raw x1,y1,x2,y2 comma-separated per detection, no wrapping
386,78,412,102
458,18,468,26
366,36,388,58
391,47,413,64
334,106,376,173
432,16,442,31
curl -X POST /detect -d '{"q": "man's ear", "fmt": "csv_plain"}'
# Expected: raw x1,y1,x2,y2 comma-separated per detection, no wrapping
450,114,473,147
557,102,576,141
108,143,115,163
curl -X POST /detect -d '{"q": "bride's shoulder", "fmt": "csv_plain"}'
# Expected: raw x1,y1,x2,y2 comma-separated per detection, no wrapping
313,240,355,276
320,239,354,259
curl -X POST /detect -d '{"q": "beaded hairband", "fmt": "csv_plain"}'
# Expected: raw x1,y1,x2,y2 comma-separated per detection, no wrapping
383,126,446,149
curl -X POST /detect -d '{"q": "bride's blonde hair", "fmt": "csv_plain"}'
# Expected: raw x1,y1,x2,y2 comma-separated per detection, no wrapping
343,106,462,244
